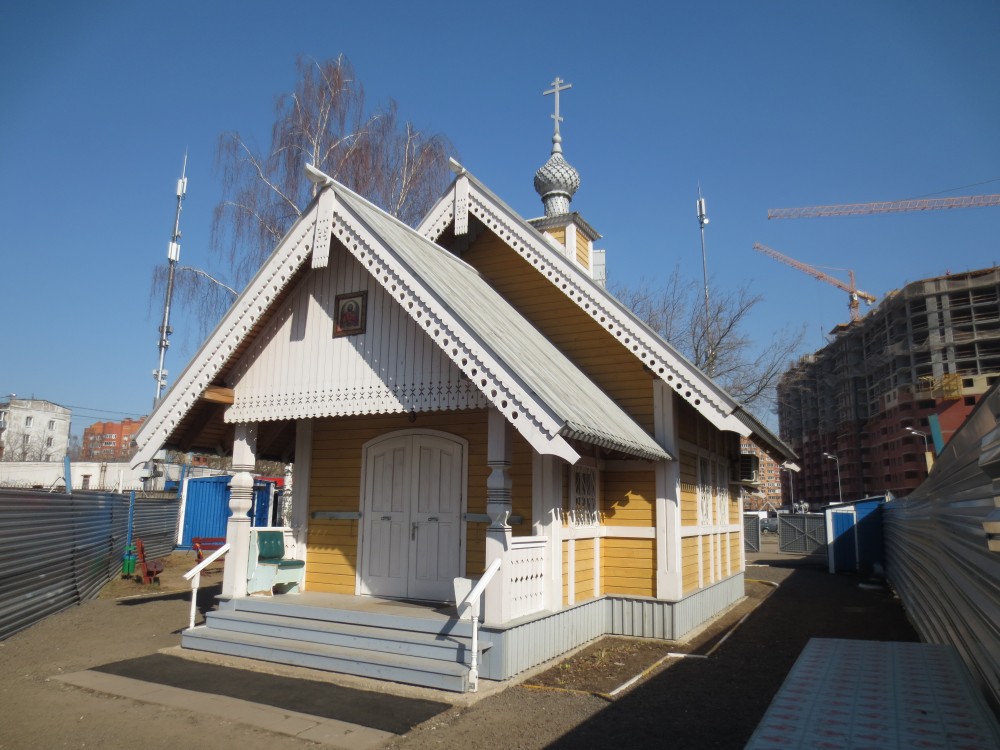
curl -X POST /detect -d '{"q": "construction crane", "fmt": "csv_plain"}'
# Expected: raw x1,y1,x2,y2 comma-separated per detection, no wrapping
768,194,1000,220
752,242,876,322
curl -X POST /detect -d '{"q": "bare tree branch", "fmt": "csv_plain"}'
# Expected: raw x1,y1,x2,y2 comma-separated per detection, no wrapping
155,54,456,345
612,265,805,413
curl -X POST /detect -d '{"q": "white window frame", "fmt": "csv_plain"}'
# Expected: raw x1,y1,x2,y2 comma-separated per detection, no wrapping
570,461,600,527
716,461,730,525
698,456,712,525
24,416,33,428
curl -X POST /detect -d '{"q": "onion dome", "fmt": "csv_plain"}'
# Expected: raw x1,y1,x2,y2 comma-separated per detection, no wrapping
534,133,580,217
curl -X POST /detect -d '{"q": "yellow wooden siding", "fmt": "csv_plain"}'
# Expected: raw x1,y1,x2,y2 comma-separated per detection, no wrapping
601,470,655,526
682,536,700,593
307,409,523,592
730,532,742,574
680,451,699,526
306,520,359,593
575,231,589,270
547,227,567,247
574,538,596,601
602,538,655,597
462,232,655,432
676,396,734,455
510,435,533,538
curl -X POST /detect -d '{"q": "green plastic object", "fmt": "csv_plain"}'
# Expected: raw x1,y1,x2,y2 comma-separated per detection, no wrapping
122,545,136,576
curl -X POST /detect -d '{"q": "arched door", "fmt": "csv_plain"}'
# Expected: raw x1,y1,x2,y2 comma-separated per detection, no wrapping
360,431,466,601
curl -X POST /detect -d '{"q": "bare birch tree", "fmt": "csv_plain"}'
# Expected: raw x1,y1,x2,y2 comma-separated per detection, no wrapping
158,55,455,337
613,264,804,412
214,55,455,287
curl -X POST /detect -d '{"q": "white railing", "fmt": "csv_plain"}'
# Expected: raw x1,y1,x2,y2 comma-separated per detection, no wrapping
182,544,230,630
454,557,502,693
506,536,547,620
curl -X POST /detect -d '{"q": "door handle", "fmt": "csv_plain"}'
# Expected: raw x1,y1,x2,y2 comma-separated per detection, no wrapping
411,521,417,541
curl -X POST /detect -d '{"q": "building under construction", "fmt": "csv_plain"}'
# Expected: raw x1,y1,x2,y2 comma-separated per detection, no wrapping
778,266,1000,502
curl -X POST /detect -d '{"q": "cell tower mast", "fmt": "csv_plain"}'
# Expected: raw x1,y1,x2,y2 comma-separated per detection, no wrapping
697,187,714,374
153,154,188,404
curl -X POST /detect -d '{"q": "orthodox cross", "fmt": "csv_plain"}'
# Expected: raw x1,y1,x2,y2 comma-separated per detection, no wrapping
544,77,572,137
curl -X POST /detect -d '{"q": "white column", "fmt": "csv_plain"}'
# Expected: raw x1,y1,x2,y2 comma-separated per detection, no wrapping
222,422,257,600
484,408,512,626
533,451,563,612
655,382,683,600
291,419,313,561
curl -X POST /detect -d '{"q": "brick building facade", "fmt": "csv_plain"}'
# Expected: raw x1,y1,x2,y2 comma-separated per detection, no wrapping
81,417,146,461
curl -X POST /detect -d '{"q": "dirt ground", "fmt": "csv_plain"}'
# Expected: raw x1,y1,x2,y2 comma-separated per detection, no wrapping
522,580,776,696
0,539,919,750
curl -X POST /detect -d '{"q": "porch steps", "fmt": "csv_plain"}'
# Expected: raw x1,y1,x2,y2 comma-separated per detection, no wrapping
182,597,487,693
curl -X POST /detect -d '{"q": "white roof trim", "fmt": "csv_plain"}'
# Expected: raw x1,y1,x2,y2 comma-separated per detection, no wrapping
419,170,747,435
133,170,674,468
326,187,583,463
131,208,320,467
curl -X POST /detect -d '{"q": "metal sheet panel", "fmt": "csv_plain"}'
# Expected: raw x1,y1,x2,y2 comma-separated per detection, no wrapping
884,387,1000,710
178,476,232,549
479,574,745,679
0,489,180,640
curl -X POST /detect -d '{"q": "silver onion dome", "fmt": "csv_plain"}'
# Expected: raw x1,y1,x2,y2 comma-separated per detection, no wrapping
534,133,580,217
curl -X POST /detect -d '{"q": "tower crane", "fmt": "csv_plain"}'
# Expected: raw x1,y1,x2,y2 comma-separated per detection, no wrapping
752,242,876,322
767,193,1000,219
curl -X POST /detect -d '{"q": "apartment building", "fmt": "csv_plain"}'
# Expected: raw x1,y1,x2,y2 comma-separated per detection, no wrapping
81,417,146,461
0,397,72,461
740,437,786,510
778,267,1000,502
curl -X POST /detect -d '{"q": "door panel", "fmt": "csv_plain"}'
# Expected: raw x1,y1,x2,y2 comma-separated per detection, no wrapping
361,443,409,597
408,436,462,600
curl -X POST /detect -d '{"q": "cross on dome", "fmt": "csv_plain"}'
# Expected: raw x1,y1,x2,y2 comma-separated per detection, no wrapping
535,76,580,217
544,76,572,145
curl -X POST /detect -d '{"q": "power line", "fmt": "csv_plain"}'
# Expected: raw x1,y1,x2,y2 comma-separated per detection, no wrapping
61,404,146,416
910,177,1000,200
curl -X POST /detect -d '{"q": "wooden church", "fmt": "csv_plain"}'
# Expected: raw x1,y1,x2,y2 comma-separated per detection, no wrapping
133,81,794,692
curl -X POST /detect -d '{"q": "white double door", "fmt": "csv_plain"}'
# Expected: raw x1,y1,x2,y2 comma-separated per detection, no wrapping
360,432,465,602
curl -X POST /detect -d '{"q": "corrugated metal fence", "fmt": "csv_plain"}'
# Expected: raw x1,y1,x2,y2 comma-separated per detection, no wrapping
884,388,1000,710
0,489,180,641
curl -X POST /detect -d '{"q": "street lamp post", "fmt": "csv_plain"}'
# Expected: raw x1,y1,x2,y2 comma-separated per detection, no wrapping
823,452,843,504
906,426,933,473
779,464,796,509
906,426,929,452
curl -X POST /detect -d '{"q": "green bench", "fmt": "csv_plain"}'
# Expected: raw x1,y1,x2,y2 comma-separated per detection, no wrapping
247,529,305,596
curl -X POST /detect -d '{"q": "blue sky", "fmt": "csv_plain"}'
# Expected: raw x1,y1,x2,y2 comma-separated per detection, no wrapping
2,1,998,437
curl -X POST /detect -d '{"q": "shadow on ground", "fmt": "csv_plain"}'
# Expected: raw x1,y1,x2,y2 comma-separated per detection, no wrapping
92,653,451,734
546,564,918,749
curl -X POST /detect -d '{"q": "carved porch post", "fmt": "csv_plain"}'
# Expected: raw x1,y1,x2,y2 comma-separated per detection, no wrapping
484,408,512,625
222,422,257,601
655,382,684,600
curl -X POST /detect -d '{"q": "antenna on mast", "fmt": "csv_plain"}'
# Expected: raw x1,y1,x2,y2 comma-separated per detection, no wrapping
696,185,714,374
153,152,188,405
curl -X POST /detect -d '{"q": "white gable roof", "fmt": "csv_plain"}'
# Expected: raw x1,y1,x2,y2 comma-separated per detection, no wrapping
133,171,670,467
